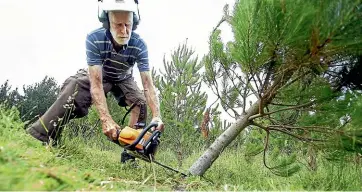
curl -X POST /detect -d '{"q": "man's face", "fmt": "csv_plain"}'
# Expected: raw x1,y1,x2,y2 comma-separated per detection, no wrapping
108,11,133,45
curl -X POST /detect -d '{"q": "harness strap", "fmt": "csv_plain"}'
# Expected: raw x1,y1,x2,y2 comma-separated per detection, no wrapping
121,103,137,125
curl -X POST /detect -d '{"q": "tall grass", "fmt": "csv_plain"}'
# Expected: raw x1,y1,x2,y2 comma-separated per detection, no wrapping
1,105,361,190
185,148,362,191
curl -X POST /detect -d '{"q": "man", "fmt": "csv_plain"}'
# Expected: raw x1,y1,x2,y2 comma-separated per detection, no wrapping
26,0,164,148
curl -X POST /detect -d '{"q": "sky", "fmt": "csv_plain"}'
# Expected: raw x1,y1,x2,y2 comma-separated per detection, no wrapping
0,0,236,120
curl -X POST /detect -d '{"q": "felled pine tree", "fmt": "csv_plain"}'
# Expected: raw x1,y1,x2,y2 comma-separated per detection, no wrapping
189,0,362,176
153,42,218,167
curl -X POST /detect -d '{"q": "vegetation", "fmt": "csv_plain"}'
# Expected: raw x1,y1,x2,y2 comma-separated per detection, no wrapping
153,42,223,167
1,0,362,190
0,105,361,190
190,0,362,175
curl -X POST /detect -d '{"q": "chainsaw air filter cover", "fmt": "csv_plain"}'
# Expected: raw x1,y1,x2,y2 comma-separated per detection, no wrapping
118,126,152,150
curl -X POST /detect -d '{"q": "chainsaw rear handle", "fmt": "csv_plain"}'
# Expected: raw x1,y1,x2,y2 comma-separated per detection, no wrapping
121,122,159,150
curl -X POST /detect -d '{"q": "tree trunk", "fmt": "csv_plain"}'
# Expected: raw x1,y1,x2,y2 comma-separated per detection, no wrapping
189,102,260,176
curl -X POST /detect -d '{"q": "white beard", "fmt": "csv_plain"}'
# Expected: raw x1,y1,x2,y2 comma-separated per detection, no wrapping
110,30,131,45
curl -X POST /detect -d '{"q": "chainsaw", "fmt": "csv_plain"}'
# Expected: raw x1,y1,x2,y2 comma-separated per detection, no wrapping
110,122,188,177
115,122,160,162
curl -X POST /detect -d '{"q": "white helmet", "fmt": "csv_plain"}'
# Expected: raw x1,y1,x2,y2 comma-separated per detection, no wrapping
100,0,137,13
98,0,140,30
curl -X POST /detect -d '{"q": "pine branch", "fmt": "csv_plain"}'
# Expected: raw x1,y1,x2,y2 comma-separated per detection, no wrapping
255,73,264,95
242,78,250,114
229,67,259,96
260,66,273,95
205,56,234,117
248,67,263,96
209,98,219,108
251,122,326,142
264,116,280,125
207,5,241,119
270,102,306,107
211,4,232,34
268,128,326,142
260,50,277,96
209,71,237,118
263,130,273,169
249,73,292,120
209,87,237,119
220,63,245,105
263,71,288,101
249,101,315,120
278,70,311,92
219,75,241,117
218,62,252,114
325,71,342,78
251,122,268,131
268,125,336,134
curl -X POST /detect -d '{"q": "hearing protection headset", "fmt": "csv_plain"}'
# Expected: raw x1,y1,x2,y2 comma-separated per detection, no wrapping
97,0,140,31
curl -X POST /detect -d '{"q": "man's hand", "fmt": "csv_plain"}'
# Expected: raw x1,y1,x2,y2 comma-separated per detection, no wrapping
151,117,165,132
89,66,120,141
101,119,121,140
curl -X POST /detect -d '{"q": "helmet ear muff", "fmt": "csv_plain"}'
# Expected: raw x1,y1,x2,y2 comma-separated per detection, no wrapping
132,12,139,31
98,10,110,29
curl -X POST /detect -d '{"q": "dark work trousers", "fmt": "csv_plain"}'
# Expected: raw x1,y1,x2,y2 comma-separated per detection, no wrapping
26,69,147,144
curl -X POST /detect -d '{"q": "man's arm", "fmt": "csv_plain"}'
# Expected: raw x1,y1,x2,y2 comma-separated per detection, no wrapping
89,65,120,139
136,38,163,130
89,65,112,122
85,33,120,139
140,71,161,120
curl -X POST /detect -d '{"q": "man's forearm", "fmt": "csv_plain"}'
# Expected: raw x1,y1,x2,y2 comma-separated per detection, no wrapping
91,84,112,122
144,85,161,119
89,66,112,123
140,71,161,120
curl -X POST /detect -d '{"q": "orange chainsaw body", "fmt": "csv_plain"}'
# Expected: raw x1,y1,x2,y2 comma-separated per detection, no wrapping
118,126,152,150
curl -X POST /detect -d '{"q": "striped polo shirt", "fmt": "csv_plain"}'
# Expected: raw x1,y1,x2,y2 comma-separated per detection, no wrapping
85,27,149,82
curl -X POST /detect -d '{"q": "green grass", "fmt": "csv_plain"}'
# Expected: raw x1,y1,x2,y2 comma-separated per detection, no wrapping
197,149,362,191
1,106,361,191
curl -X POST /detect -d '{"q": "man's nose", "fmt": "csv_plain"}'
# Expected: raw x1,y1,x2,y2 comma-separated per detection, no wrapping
119,24,127,34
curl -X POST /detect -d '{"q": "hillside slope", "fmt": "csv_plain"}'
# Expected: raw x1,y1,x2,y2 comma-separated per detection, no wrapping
1,106,361,191
0,107,192,191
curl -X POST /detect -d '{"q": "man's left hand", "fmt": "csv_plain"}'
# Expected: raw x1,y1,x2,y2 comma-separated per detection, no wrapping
151,117,165,132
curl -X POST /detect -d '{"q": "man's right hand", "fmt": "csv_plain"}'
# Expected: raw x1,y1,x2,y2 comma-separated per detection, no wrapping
101,119,121,140
89,65,120,141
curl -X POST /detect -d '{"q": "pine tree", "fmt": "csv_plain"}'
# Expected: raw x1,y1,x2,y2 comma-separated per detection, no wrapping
0,80,22,110
20,76,60,123
153,42,216,167
189,0,362,176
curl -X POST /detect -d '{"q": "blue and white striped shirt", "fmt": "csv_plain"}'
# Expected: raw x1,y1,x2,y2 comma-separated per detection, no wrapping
85,27,149,82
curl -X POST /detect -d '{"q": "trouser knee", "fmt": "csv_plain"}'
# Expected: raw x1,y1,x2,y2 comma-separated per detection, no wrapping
26,72,92,143
137,103,147,124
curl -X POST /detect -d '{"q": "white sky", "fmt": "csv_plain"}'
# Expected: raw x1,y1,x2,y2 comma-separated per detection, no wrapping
0,0,236,120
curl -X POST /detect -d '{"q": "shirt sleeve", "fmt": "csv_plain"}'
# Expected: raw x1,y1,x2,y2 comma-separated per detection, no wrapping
86,34,103,66
136,39,150,72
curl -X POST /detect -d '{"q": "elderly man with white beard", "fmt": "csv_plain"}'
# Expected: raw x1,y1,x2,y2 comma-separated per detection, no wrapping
26,0,164,163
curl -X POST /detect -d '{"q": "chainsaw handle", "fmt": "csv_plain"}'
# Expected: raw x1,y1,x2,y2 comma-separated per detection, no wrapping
124,122,158,150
